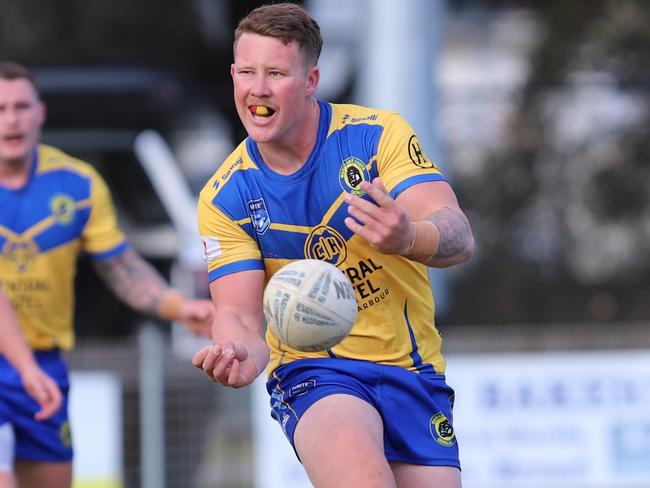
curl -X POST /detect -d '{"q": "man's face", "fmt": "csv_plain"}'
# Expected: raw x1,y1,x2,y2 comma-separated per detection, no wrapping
231,32,319,145
0,78,45,167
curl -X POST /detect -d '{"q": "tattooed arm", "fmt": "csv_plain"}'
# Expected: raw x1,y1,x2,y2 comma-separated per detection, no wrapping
344,178,474,268
410,205,474,268
93,247,215,335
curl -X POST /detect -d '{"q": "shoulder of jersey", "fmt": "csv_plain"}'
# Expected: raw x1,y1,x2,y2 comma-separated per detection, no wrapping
38,144,98,176
330,103,396,129
200,139,258,197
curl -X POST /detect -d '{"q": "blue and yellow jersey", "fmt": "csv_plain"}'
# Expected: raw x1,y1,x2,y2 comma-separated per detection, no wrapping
0,144,127,351
198,101,447,375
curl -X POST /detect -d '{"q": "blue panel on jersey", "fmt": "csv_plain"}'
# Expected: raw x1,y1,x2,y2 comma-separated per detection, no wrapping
208,259,264,282
390,173,446,199
88,241,129,261
0,169,91,233
209,102,399,263
33,207,90,252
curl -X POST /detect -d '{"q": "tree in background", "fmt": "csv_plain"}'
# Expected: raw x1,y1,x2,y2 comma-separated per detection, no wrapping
454,0,650,324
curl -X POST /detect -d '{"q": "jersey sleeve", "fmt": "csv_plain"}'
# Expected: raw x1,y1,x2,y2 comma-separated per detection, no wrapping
81,167,127,259
376,113,446,198
198,189,263,283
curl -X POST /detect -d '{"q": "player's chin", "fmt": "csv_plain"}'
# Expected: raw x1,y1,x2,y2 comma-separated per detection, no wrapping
245,126,277,144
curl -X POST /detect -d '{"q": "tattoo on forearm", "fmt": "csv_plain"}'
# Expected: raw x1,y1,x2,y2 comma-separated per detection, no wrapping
93,248,169,316
429,207,471,259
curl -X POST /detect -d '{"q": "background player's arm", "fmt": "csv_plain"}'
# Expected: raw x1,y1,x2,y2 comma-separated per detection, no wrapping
92,247,214,335
345,178,474,268
192,269,269,388
0,289,62,420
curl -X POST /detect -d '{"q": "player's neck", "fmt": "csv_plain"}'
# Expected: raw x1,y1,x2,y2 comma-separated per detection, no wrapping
0,155,34,188
258,99,320,175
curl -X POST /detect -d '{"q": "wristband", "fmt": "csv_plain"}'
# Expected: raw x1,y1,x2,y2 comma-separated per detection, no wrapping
405,220,440,264
157,290,185,321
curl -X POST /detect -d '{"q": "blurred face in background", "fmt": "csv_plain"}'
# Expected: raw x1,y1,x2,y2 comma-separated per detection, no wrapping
231,32,319,147
0,77,45,168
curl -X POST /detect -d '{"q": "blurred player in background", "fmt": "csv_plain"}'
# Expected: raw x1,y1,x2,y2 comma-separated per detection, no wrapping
193,3,474,487
0,60,215,488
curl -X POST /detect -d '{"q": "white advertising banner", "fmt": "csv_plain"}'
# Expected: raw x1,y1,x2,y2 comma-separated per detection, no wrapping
70,371,123,488
252,350,650,488
446,350,650,488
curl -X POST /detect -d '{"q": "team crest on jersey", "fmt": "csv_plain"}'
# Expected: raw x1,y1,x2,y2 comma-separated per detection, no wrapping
339,157,369,195
304,225,347,266
50,194,76,225
248,198,271,235
408,135,436,169
3,238,38,273
429,412,456,447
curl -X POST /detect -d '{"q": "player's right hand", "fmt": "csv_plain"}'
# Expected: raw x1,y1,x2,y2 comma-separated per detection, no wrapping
192,341,258,388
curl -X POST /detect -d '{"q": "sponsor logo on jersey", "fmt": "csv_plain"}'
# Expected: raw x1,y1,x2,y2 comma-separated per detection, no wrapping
339,157,369,195
304,225,347,266
408,135,435,169
248,198,271,235
50,194,76,225
342,258,390,311
2,238,38,273
340,113,378,125
213,157,243,190
429,411,456,447
200,235,222,263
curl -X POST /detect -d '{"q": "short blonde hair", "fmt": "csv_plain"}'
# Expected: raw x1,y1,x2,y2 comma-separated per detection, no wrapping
234,2,323,67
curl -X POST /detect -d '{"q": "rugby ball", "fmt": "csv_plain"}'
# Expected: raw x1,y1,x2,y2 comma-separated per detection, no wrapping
263,259,357,352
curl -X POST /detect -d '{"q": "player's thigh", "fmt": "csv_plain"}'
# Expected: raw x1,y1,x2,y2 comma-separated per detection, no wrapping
15,460,72,488
390,461,462,488
295,394,396,488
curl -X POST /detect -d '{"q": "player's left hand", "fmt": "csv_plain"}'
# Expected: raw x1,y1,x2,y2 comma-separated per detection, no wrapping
179,299,215,337
344,177,414,256
20,366,63,421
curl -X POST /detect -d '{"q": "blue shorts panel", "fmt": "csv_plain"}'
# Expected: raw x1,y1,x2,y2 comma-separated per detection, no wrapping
0,350,73,462
267,358,460,468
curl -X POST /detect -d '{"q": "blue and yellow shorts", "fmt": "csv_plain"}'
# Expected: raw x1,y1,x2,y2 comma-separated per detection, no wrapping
267,357,459,468
0,350,73,462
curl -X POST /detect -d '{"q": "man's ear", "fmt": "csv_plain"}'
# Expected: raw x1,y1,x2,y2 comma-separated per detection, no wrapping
306,66,320,96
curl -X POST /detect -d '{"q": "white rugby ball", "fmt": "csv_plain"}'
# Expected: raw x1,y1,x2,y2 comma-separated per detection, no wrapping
263,259,357,352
